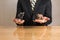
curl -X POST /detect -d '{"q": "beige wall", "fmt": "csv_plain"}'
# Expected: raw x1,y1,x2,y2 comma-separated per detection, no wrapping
0,0,17,26
51,0,60,26
0,0,60,26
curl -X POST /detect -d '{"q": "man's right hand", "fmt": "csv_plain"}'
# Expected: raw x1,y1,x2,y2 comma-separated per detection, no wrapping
13,18,25,24
33,14,50,24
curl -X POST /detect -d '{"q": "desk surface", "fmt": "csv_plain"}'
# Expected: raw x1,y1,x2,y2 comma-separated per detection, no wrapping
0,26,60,40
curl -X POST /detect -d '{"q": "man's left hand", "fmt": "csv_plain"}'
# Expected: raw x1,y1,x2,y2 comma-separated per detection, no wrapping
33,16,50,24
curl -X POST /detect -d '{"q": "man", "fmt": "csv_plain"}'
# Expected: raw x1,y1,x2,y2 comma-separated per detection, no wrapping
13,0,52,26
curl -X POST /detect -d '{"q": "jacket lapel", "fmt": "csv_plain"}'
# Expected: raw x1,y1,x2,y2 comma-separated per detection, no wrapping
34,0,44,13
25,0,32,12
34,0,48,13
26,0,32,11
34,0,41,12
21,0,32,13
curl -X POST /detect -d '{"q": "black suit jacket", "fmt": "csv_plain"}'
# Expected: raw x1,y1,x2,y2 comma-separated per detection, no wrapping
16,0,52,26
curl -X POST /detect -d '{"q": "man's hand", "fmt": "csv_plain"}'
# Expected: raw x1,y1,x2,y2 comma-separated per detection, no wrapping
36,14,43,19
33,14,50,23
13,18,25,24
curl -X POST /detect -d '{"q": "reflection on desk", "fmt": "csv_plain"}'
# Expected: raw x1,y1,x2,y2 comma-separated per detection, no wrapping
0,26,60,40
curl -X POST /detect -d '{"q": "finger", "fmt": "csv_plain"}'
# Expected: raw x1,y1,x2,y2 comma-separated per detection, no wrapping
17,20,25,24
33,19,48,24
20,20,25,24
13,19,18,23
42,19,48,23
42,20,47,23
37,14,43,19
33,19,43,23
47,18,50,20
43,17,50,20
14,19,21,24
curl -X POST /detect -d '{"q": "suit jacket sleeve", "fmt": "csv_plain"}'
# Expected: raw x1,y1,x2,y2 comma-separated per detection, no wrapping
44,0,52,25
15,0,24,18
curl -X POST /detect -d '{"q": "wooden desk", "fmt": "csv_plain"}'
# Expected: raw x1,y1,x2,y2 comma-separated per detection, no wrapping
0,26,60,40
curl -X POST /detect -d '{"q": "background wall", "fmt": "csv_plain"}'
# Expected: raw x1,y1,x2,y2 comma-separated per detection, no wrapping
0,0,60,26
